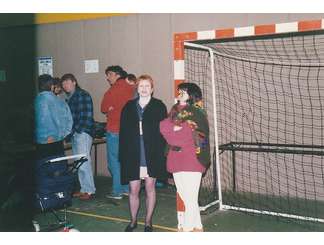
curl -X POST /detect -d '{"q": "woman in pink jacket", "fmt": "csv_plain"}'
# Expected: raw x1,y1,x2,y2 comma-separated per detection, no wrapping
160,83,210,232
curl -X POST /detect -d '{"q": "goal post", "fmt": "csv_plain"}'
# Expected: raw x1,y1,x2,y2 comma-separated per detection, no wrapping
173,18,324,223
183,41,224,211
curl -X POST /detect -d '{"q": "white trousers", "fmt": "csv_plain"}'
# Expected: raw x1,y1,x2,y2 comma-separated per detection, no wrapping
173,171,203,231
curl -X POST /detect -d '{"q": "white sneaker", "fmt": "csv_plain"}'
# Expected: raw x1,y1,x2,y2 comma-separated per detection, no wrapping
105,193,123,200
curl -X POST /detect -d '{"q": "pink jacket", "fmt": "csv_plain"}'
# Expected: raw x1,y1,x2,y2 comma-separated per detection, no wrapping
160,118,205,173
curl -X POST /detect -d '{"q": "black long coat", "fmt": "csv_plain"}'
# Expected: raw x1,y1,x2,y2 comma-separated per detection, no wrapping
119,97,168,184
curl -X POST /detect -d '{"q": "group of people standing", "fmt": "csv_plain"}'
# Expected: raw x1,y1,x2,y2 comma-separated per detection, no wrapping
35,73,96,200
34,65,211,232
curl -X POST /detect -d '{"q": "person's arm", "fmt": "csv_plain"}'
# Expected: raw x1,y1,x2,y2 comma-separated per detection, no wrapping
159,102,168,121
61,101,73,137
118,103,130,163
194,109,210,136
156,102,168,150
50,98,73,139
100,90,108,114
100,89,114,115
35,95,55,143
160,119,191,146
65,103,73,133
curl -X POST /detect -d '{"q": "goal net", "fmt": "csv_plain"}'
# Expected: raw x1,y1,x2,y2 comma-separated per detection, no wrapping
184,30,324,223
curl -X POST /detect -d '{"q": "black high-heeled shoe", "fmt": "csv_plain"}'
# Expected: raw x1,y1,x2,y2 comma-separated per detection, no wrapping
125,222,137,232
144,225,153,232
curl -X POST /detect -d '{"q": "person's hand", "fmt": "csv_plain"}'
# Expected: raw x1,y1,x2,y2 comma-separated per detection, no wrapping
173,125,182,131
108,106,114,111
65,133,72,143
47,137,54,144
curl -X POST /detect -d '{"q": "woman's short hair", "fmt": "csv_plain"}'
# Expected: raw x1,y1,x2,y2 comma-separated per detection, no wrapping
177,82,202,105
137,74,154,89
38,74,54,92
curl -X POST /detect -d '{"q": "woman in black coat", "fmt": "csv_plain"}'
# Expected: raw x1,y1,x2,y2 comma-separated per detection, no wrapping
119,74,167,232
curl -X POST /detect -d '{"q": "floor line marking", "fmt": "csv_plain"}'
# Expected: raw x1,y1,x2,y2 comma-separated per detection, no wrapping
65,209,178,232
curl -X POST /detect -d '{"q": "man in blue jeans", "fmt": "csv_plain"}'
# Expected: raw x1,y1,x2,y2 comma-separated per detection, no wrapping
62,73,96,200
101,66,135,199
105,131,126,199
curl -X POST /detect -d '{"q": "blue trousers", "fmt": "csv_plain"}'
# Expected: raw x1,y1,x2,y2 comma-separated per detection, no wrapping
106,131,129,195
72,132,96,194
